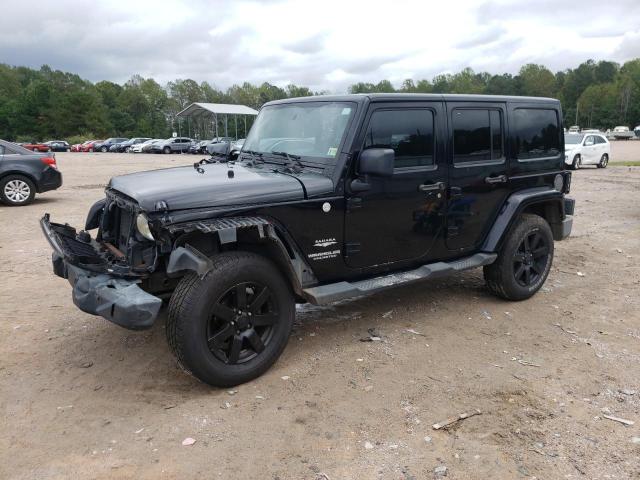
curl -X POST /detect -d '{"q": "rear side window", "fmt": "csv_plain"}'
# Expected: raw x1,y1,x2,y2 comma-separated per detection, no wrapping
453,109,503,163
364,109,434,168
513,108,560,160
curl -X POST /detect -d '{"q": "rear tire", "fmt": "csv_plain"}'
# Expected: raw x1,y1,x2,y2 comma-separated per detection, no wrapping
0,175,36,206
166,251,295,387
597,154,608,168
484,214,554,301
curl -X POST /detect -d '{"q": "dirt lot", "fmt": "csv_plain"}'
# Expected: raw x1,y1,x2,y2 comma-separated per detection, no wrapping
1,147,639,480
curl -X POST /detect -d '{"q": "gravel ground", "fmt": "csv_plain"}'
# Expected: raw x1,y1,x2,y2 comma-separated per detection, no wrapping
1,150,639,479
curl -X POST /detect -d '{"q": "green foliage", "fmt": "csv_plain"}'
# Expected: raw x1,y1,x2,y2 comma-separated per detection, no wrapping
344,59,640,129
0,58,638,141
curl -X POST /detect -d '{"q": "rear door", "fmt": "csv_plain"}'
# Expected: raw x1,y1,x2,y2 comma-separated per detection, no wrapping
445,102,510,251
344,101,448,268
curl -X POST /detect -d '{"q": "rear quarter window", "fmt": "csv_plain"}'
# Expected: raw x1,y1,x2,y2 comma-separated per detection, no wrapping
513,108,561,160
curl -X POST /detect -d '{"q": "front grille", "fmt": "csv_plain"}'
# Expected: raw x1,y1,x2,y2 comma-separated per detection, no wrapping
118,207,134,251
103,189,139,254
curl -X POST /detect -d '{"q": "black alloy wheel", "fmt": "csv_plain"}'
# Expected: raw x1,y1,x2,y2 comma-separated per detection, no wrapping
512,230,550,287
207,282,278,364
166,251,295,387
483,214,554,301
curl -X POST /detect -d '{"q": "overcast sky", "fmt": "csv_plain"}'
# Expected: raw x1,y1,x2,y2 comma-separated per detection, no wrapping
1,0,639,92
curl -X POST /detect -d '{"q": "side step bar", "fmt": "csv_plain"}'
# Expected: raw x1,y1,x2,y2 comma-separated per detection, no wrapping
302,253,497,305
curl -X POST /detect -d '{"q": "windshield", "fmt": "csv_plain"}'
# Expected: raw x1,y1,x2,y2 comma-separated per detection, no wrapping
565,135,584,145
242,101,355,161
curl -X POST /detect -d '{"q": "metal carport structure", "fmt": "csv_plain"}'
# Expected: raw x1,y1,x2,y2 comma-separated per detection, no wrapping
175,103,259,141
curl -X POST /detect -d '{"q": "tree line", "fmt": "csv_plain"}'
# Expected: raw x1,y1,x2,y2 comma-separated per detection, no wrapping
0,58,638,142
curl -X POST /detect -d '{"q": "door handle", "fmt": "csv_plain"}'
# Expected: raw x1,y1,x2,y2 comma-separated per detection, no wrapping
418,182,446,193
484,175,508,184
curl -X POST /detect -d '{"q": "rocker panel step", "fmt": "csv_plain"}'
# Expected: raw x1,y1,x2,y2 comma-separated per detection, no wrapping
302,253,497,305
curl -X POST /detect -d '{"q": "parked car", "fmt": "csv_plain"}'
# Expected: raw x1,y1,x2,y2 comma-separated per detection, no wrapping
231,138,245,151
44,140,70,152
70,143,82,152
41,93,574,387
79,140,103,152
190,137,234,154
150,137,193,154
110,138,152,153
565,133,610,169
0,139,62,206
189,140,209,154
611,126,634,140
132,139,162,153
635,126,640,138
22,142,51,152
92,138,129,153
568,125,580,133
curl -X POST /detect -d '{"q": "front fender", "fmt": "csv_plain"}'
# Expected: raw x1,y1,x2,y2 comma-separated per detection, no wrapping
165,216,318,296
85,198,106,230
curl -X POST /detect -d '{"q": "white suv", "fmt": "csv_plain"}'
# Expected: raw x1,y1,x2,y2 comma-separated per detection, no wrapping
565,133,610,169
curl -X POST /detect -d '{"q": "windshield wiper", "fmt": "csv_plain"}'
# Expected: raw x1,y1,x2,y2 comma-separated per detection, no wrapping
271,151,303,173
241,149,265,165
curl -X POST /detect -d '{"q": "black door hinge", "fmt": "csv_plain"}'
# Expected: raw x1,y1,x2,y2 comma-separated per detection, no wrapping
345,242,361,256
346,197,362,211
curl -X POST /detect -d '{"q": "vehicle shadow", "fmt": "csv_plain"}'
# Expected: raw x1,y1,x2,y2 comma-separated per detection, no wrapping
50,269,493,399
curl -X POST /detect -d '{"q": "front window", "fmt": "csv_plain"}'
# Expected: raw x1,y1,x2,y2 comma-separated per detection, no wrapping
242,102,356,161
565,135,584,145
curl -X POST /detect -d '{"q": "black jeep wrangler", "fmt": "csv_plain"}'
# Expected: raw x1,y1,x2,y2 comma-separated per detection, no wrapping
41,94,574,387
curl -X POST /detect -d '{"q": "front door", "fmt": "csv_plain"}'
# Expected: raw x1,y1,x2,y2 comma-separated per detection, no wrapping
344,102,447,269
446,102,510,251
582,135,597,164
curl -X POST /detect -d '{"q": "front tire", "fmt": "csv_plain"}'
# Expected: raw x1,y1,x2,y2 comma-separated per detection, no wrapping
0,175,36,206
484,214,554,301
166,251,295,387
163,146,171,154
571,154,581,170
100,146,108,153
598,154,608,168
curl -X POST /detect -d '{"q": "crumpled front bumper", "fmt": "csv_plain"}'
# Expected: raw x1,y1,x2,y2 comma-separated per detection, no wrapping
41,215,162,330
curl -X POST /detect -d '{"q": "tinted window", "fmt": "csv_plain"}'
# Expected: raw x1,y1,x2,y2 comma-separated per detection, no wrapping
364,109,434,168
596,136,607,144
0,145,4,154
514,108,560,160
453,109,503,163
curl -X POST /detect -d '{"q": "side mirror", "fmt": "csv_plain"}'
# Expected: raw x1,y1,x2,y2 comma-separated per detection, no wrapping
207,141,230,159
359,148,395,177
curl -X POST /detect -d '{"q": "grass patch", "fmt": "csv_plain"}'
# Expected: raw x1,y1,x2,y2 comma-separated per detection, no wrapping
611,160,640,166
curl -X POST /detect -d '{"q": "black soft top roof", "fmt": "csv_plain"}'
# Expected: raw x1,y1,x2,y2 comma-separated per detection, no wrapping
265,93,559,107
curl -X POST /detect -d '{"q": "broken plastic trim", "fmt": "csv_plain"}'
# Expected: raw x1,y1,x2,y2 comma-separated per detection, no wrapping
166,245,214,278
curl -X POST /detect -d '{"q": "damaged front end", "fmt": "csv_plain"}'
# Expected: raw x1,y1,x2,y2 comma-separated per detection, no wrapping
40,189,164,330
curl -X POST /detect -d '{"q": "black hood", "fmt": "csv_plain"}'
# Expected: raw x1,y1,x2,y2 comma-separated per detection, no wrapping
108,162,334,212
